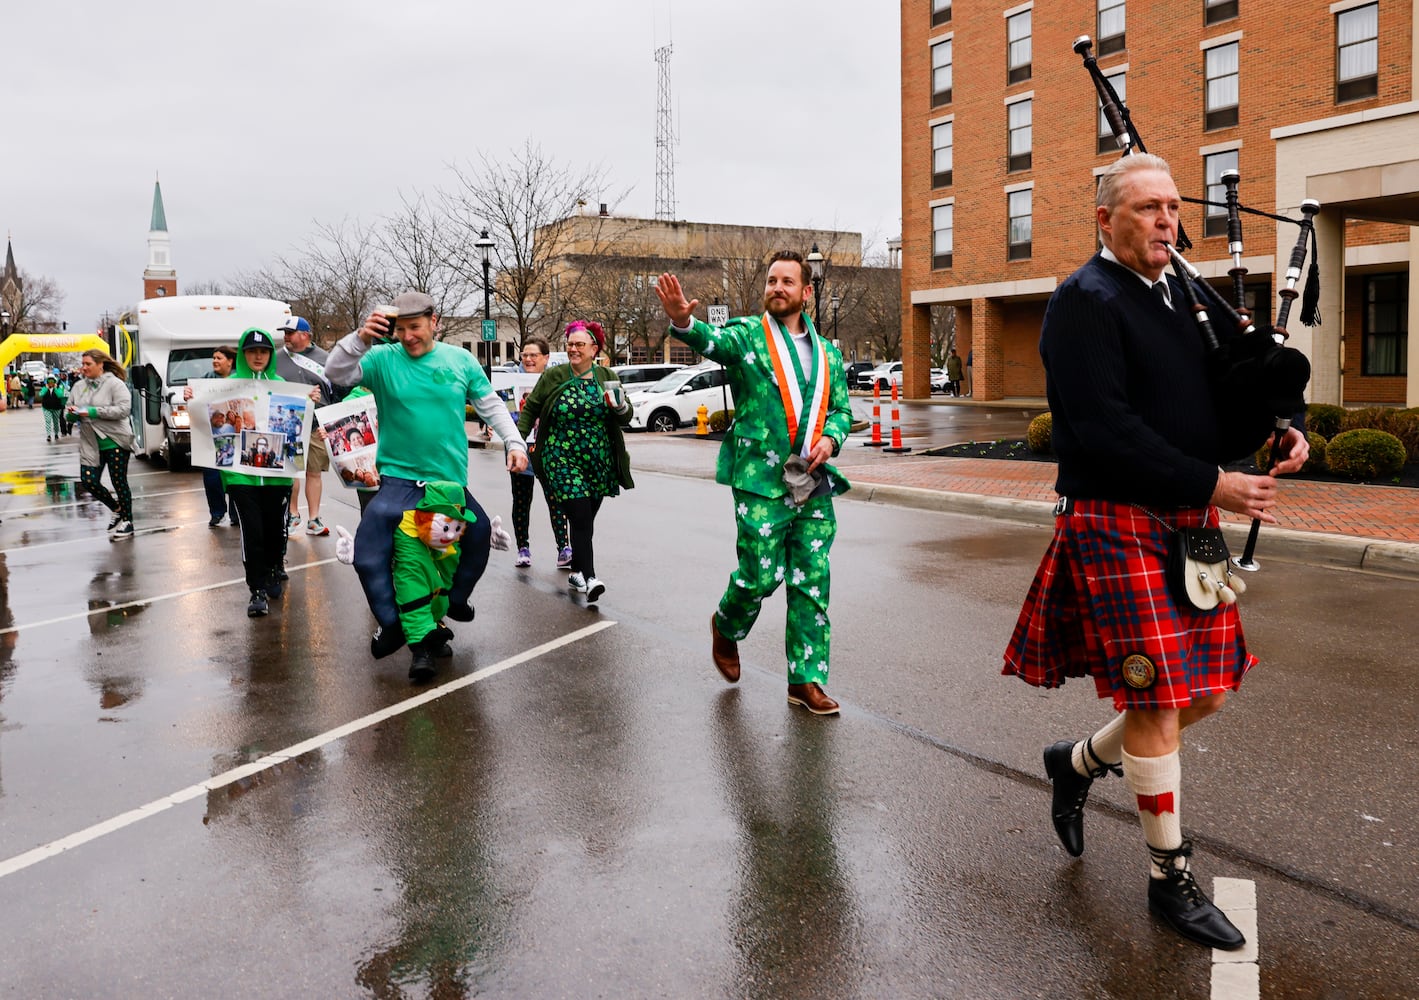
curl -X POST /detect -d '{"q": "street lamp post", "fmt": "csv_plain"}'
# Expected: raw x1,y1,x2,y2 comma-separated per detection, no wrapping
475,228,495,367
830,292,841,352
805,243,825,328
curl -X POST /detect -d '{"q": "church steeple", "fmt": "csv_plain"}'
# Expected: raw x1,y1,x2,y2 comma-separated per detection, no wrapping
2,235,22,321
143,176,177,299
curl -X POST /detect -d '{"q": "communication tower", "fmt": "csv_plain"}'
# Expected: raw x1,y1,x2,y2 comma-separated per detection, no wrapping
655,43,677,221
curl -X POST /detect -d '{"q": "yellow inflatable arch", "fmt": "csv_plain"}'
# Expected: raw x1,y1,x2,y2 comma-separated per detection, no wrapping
1,332,128,373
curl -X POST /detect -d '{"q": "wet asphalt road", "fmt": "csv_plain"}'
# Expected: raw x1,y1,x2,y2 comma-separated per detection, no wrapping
0,426,1416,999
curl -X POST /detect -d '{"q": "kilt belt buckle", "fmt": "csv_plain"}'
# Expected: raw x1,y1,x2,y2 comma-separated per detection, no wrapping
1053,496,1073,516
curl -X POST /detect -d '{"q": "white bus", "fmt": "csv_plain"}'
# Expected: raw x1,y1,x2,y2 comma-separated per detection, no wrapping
129,295,291,469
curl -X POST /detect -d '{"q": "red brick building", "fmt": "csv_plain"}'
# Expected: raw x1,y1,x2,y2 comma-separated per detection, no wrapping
900,0,1418,407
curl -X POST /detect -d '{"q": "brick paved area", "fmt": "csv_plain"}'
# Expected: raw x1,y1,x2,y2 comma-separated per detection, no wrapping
847,457,1419,544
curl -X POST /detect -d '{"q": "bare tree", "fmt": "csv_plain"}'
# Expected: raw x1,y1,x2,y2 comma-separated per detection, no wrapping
301,218,393,337
6,271,65,333
439,142,629,343
179,278,232,297
380,191,477,342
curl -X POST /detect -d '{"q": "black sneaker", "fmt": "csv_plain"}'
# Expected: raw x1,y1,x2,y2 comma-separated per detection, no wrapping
109,521,135,541
266,574,284,600
247,591,269,618
409,644,437,683
370,624,406,659
274,567,289,582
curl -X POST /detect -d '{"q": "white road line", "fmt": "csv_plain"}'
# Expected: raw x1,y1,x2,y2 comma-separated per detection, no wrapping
0,618,617,881
0,558,338,634
1211,878,1259,1000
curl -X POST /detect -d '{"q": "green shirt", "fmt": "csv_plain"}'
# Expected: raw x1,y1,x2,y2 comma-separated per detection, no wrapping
359,342,493,484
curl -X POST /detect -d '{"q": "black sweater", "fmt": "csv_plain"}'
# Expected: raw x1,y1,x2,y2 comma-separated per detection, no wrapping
1041,254,1222,508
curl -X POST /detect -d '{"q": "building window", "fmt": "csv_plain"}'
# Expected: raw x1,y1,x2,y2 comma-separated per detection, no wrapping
1007,10,1032,85
1098,0,1126,55
1203,149,1239,239
1204,41,1239,130
1007,189,1032,260
932,204,954,270
932,0,951,28
1337,3,1378,102
1098,71,1125,153
1007,100,1032,173
1363,273,1408,376
932,121,953,188
932,39,953,106
1204,0,1238,24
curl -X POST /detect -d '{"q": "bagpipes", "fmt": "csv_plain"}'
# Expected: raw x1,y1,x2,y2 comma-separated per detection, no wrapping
1076,34,1320,571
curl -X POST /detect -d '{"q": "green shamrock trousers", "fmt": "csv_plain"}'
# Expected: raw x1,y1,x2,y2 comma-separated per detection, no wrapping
714,488,837,685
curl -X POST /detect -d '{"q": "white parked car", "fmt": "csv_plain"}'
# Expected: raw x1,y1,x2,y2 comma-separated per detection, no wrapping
627,365,734,432
857,361,903,391
611,362,685,388
930,368,950,392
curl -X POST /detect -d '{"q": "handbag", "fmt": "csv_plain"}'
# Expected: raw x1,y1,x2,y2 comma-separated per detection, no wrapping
1166,526,1242,611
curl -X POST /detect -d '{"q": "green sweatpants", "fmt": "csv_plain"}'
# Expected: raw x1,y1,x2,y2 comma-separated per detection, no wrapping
715,488,837,685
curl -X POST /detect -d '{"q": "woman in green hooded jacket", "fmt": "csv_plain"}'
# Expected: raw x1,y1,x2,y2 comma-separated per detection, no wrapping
223,327,294,618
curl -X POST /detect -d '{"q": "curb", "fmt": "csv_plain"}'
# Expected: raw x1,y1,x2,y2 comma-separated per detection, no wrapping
844,481,1419,581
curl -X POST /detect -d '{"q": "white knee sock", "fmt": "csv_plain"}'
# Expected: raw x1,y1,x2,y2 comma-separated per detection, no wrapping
1072,713,1126,777
1122,749,1183,878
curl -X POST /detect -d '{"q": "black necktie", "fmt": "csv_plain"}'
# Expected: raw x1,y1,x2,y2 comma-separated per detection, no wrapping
1152,281,1172,311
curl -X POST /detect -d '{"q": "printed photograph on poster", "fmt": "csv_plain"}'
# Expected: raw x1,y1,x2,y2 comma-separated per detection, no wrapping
184,379,311,479
240,430,287,469
268,394,311,471
314,393,379,490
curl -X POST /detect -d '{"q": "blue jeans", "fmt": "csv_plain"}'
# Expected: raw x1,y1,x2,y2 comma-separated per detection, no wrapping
352,477,491,632
202,468,229,520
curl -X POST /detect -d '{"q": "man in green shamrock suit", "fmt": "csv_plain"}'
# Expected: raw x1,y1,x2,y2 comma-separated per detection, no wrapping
655,251,854,715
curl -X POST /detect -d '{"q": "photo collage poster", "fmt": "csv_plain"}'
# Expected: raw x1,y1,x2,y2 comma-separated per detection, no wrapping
188,379,314,479
313,394,379,490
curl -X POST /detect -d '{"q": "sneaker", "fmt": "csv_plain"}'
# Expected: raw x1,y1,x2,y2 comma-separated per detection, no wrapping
247,591,269,618
515,547,532,568
208,516,223,528
306,517,329,536
567,572,589,593
585,576,605,602
266,574,284,600
286,512,301,531
109,521,134,541
107,513,122,532
408,645,437,683
556,546,574,569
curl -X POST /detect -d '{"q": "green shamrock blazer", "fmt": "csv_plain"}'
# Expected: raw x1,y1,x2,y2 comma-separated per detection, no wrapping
669,315,854,501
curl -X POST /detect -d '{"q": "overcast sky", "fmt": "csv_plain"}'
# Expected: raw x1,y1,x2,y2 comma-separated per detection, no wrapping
4,1,902,332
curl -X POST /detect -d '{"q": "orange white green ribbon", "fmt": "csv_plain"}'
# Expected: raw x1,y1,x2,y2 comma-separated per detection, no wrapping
761,313,830,457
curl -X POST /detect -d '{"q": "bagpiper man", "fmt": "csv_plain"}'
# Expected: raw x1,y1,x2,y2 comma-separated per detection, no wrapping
655,252,854,715
1003,154,1309,949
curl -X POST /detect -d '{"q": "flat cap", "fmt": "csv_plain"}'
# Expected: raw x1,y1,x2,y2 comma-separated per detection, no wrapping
391,290,435,317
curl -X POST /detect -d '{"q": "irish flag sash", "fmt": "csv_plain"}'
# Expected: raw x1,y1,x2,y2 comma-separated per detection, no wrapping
761,313,830,457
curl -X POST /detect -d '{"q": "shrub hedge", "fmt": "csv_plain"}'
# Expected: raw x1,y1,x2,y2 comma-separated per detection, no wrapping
1305,403,1347,440
1326,429,1407,479
708,409,735,433
1340,407,1419,463
1026,412,1053,454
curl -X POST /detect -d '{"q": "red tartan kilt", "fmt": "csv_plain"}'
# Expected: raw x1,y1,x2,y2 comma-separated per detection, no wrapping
1002,500,1255,711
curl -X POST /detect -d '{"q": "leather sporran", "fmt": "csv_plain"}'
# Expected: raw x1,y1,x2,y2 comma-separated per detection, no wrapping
1166,527,1235,612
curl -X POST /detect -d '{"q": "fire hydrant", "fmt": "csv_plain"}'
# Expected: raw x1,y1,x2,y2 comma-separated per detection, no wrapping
696,404,709,436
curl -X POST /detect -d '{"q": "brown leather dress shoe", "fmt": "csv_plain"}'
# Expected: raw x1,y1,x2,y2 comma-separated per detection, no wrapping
787,682,839,715
710,614,740,683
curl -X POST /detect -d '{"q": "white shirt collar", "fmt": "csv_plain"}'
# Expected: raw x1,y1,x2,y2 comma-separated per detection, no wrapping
1101,247,1171,309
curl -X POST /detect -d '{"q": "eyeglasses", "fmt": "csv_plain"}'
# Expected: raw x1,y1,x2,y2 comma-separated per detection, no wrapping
566,341,595,350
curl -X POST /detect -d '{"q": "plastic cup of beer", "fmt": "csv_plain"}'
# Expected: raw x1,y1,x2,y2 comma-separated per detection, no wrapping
373,304,398,340
604,379,623,409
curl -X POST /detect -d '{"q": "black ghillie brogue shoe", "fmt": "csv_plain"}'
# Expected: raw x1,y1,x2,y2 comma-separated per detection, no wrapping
1043,740,1119,857
1146,841,1246,950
